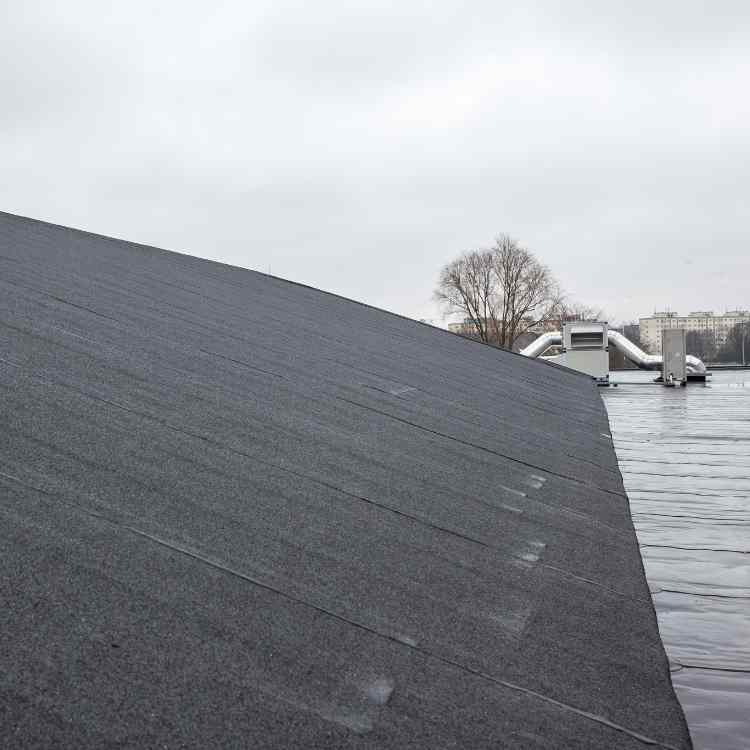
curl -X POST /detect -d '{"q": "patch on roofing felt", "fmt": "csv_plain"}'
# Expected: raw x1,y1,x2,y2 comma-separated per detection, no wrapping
499,484,527,498
321,674,396,734
362,382,417,398
512,729,554,747
519,540,547,563
327,708,375,734
525,475,547,490
388,385,416,397
394,633,418,647
487,604,533,635
268,670,397,736
365,677,395,706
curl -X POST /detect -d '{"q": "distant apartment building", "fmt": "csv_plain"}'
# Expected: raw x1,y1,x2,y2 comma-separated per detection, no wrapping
447,317,559,337
447,318,480,336
640,310,750,353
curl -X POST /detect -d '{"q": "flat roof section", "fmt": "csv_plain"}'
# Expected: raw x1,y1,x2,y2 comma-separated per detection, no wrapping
0,211,691,749
603,370,750,749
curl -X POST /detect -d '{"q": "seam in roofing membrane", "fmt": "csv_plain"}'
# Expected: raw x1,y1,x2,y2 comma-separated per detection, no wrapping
632,512,750,522
197,348,290,380
640,544,748,554
620,459,750,470
2,278,120,322
191,341,611,470
335,396,628,498
622,469,750,480
0,470,23,483
538,563,649,602
472,483,633,544
337,393,624,479
328,356,607,434
4,377,647,603
2,458,649,604
3,361,647,602
3,310,614,493
674,665,750,674
3,292,620,495
0,471,680,750
0,355,23,369
658,589,750,600
624,488,735,499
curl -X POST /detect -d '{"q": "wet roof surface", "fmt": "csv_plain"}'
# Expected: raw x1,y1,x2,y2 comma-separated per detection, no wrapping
1,211,691,749
603,371,750,750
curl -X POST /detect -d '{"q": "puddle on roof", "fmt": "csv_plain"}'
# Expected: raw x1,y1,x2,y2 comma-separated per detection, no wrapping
603,369,750,750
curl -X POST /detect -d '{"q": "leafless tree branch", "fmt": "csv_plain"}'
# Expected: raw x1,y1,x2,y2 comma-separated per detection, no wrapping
436,235,568,349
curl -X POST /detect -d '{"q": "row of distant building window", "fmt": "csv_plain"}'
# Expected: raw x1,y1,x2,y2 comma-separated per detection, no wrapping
640,310,749,350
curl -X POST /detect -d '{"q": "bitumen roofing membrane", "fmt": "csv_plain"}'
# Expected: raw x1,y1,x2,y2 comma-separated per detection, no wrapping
603,371,750,750
0,211,692,748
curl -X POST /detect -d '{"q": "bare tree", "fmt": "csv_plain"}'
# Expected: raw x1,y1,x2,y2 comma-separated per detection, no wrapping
436,235,562,349
686,330,718,363
621,322,641,346
609,320,641,369
717,322,750,364
435,250,495,343
491,236,564,347
555,301,605,326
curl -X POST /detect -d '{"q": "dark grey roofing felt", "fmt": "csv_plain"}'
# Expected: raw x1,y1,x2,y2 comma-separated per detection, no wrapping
0,211,690,749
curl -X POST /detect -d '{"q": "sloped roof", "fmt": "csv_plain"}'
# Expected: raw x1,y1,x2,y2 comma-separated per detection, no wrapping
0,211,690,749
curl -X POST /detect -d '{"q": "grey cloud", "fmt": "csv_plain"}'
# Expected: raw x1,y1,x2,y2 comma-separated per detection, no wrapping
1,1,748,325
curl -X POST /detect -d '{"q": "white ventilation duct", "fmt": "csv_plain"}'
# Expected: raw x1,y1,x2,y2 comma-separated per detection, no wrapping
520,329,707,376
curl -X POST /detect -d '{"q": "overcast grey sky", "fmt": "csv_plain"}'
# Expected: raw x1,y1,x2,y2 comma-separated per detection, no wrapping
2,1,748,324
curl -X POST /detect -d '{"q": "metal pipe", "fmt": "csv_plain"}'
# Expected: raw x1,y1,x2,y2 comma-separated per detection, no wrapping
520,329,707,375
519,332,562,358
606,330,661,370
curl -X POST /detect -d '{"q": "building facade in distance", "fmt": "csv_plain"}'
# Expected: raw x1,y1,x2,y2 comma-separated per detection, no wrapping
640,310,750,353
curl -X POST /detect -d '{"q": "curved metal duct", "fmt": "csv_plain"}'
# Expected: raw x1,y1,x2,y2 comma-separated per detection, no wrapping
606,330,661,370
520,329,707,376
519,332,562,358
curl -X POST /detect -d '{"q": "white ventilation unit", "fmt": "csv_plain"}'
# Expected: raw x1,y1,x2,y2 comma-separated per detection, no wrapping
561,321,609,384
